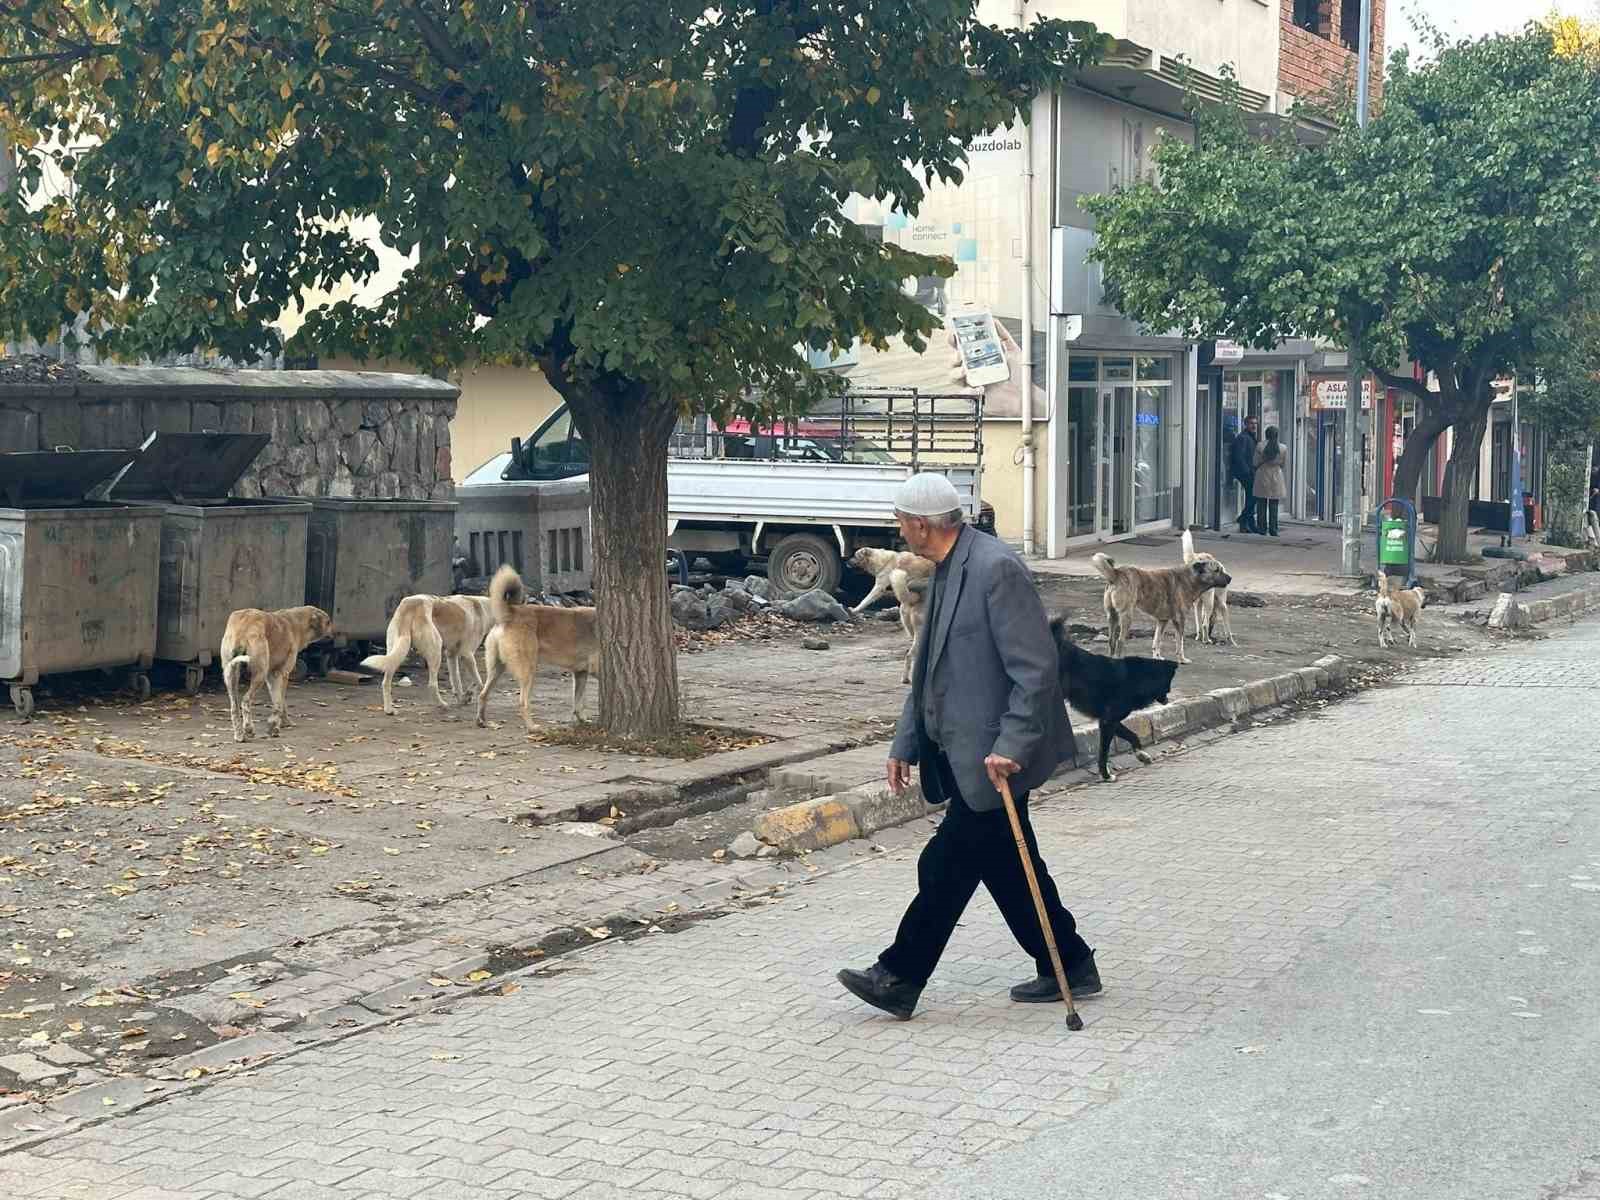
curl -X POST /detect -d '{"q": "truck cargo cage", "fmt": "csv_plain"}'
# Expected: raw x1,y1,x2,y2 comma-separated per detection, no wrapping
667,389,983,473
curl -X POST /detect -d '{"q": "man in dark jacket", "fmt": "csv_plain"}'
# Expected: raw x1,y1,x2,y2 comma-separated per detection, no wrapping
836,474,1098,1021
1230,415,1260,533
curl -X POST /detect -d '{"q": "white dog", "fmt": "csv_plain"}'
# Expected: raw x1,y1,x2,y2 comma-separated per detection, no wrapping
362,592,514,715
1375,574,1426,648
847,547,935,684
1181,530,1236,646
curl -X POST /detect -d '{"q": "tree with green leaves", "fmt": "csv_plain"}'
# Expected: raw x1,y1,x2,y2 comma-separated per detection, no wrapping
1084,26,1600,562
0,1,1109,736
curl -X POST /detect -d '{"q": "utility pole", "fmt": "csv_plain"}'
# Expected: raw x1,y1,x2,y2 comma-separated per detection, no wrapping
1340,0,1374,577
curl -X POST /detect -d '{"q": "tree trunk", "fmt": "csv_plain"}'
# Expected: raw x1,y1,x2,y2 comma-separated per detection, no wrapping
1435,401,1491,564
582,396,680,738
1390,405,1450,509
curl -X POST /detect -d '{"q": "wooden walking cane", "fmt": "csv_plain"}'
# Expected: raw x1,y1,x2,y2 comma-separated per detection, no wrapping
997,776,1082,1031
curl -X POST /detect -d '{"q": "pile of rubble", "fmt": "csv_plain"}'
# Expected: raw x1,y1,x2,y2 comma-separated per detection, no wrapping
670,576,855,632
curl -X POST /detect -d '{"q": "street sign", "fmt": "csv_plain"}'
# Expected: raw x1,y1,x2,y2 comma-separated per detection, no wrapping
1312,378,1375,410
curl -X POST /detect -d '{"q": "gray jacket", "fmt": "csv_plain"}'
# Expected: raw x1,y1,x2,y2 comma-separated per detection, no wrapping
890,525,1074,812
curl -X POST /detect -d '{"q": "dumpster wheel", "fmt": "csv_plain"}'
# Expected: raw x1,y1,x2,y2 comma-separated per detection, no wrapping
129,671,152,702
9,686,34,719
183,665,206,695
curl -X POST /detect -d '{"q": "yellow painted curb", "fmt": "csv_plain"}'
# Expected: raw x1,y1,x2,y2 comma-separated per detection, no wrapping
752,797,862,853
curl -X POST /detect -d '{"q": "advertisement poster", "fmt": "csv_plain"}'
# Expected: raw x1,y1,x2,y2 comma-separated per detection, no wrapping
832,127,1048,421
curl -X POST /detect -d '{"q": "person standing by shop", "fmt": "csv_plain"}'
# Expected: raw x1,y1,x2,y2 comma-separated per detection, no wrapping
1230,415,1260,533
835,473,1097,1021
1253,425,1287,537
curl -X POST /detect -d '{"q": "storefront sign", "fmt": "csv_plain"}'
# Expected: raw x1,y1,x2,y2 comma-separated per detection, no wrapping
1311,378,1375,410
1213,339,1245,365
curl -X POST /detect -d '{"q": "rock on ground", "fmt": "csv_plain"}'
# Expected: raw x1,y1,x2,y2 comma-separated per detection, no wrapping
779,589,852,623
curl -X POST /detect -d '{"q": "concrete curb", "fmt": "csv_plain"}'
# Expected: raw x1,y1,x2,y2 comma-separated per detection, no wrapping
748,652,1360,857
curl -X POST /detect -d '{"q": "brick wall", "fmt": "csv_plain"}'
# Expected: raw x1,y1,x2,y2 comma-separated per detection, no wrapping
1280,0,1386,107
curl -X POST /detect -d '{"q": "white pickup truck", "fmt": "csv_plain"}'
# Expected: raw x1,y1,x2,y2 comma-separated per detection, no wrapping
458,392,990,594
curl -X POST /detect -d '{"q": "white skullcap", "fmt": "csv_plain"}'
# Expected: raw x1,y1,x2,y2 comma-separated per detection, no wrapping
894,472,962,517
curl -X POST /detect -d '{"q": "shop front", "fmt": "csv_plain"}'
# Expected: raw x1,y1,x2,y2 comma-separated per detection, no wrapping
1308,375,1377,524
1058,350,1184,543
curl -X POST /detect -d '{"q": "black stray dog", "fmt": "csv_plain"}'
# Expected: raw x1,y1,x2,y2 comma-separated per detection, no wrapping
1050,616,1181,782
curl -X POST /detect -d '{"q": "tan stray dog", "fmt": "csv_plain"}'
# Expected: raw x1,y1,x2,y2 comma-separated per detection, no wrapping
1091,552,1231,663
361,591,516,715
476,564,599,732
1375,574,1426,648
847,546,935,684
1181,530,1236,646
220,606,334,742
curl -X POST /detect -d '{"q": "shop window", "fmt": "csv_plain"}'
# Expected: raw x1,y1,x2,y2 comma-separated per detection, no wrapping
1135,384,1179,524
1294,0,1322,35
1102,357,1134,382
1068,355,1098,383
1135,355,1171,382
1340,0,1364,52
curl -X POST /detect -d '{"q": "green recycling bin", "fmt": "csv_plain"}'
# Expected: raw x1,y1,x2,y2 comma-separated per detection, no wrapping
1379,515,1409,570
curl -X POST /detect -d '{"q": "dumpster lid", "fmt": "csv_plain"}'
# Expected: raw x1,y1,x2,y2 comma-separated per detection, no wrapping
0,449,141,506
112,432,271,503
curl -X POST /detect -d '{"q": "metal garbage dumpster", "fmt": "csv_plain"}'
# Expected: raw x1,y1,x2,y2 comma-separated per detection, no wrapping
0,449,164,717
109,432,313,693
302,498,458,661
454,474,593,595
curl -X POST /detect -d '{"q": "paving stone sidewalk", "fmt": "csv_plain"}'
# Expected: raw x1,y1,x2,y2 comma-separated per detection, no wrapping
2,617,1594,1198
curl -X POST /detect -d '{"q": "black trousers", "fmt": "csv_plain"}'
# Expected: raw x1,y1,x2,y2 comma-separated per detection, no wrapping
1255,497,1280,536
1233,473,1257,530
878,754,1090,988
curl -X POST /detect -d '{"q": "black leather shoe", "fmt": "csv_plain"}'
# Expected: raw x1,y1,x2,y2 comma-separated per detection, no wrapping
1010,950,1102,1003
837,963,922,1021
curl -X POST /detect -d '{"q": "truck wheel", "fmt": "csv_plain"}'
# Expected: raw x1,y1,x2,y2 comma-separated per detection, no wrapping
768,533,841,596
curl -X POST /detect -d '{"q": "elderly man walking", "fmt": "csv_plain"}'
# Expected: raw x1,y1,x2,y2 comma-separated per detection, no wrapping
836,474,1100,1021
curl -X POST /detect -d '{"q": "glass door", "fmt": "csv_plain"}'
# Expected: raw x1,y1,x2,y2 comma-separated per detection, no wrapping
1098,386,1134,536
1067,385,1097,538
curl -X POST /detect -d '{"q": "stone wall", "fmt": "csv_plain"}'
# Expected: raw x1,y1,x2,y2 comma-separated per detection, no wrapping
0,360,458,500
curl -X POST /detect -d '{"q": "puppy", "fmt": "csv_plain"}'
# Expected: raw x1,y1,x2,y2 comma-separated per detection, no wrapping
476,564,599,732
362,591,515,716
847,546,935,684
1091,552,1231,663
220,605,334,742
1050,618,1181,782
1181,529,1236,646
1375,574,1426,648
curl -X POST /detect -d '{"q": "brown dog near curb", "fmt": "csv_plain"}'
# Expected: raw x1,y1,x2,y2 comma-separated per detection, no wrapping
1091,552,1231,663
847,547,935,683
220,605,334,742
476,564,600,732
